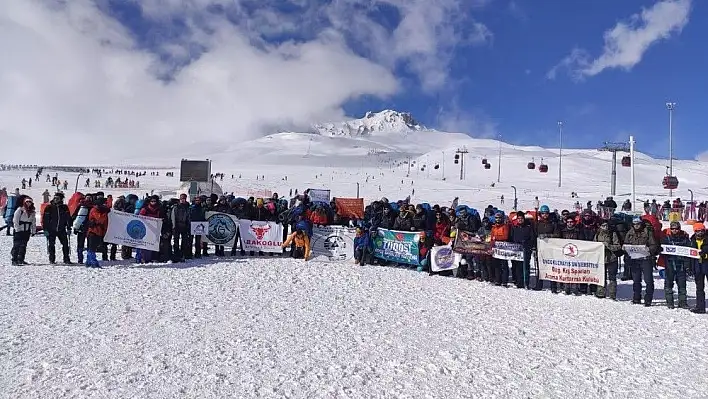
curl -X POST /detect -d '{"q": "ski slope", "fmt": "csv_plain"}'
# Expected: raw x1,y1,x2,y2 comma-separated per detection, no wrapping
2,111,708,398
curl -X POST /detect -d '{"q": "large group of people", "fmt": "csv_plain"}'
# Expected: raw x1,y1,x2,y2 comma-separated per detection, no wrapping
2,170,707,315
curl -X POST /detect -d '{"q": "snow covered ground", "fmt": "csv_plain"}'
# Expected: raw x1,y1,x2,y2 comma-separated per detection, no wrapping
2,236,708,399
2,118,708,398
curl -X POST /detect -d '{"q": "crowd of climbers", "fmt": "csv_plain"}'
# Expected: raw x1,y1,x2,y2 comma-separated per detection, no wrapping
1,171,708,315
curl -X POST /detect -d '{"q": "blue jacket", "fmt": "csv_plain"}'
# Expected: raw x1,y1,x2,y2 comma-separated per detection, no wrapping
354,231,370,250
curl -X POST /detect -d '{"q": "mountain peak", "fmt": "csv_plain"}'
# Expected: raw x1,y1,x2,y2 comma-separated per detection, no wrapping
313,110,423,137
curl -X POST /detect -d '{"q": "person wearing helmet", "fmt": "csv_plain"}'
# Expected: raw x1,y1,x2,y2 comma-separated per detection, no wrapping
534,205,561,292
661,221,691,309
623,217,660,306
691,223,708,313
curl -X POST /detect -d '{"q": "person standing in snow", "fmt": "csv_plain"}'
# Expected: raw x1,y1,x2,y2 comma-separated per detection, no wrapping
623,217,660,306
171,194,191,262
42,189,51,204
690,223,708,313
594,219,622,300
11,196,36,265
661,221,690,309
42,192,73,264
85,198,110,268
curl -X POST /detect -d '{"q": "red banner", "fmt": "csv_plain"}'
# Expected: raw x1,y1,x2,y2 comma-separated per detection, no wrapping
335,198,364,219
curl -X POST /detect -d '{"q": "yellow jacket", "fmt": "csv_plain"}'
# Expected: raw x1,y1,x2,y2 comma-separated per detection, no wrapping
282,232,311,260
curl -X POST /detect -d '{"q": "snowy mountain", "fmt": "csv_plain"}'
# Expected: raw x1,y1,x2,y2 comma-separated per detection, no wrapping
311,110,423,137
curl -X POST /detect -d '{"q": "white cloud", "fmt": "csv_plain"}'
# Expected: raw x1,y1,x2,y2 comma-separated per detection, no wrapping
435,98,498,138
0,0,490,164
548,0,692,80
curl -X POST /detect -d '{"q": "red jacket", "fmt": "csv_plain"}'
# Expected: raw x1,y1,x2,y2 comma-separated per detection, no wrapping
434,221,451,243
140,204,161,218
88,206,109,237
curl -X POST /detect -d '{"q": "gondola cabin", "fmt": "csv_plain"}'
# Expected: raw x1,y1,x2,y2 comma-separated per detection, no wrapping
662,176,678,190
539,164,549,173
527,161,536,170
482,158,488,165
621,156,631,167
484,163,491,170
454,154,460,164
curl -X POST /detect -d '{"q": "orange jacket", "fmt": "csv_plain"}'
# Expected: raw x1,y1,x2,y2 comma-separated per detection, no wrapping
490,222,510,242
88,206,109,237
282,232,311,260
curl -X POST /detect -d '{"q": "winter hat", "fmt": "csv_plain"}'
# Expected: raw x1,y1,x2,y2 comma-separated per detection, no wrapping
694,223,706,232
632,216,642,224
539,205,550,213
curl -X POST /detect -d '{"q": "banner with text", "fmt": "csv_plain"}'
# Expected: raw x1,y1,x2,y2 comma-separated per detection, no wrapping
191,221,209,236
537,238,605,286
430,245,462,272
204,212,240,247
105,210,162,252
661,244,700,259
492,241,524,261
335,198,365,220
622,244,651,259
238,220,283,253
307,189,331,203
310,226,357,262
373,228,420,266
453,230,491,255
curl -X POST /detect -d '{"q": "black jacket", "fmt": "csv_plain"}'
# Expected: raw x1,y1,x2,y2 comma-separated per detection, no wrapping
42,202,72,234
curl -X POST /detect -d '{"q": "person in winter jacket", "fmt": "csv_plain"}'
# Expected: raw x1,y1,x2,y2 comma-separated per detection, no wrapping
489,212,511,287
42,192,73,264
393,207,414,231
433,212,451,245
11,196,36,265
623,217,660,306
42,189,50,204
510,211,536,289
353,227,371,266
189,196,207,258
690,223,708,313
594,220,622,299
534,205,561,292
86,198,110,268
282,228,310,260
139,196,162,263
661,221,690,309
171,194,191,261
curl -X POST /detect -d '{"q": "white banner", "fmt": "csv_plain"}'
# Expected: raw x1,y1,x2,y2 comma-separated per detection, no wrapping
238,220,283,253
661,244,700,259
492,241,524,261
308,189,331,203
104,210,162,252
537,238,606,286
430,245,462,272
310,226,356,262
191,221,208,236
623,244,651,259
204,212,240,247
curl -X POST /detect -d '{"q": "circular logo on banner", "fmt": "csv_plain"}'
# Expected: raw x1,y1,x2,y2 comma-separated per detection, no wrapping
312,230,355,261
126,220,147,240
562,243,579,258
207,214,237,245
434,246,455,269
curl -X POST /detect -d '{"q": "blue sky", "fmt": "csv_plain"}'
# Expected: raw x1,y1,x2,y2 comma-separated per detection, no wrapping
0,0,703,162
